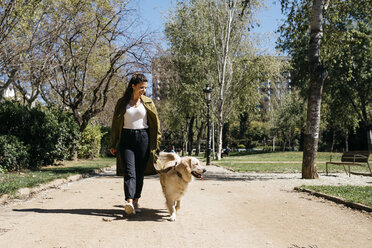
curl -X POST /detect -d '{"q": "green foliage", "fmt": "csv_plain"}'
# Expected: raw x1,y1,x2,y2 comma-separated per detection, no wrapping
0,135,29,171
99,126,113,157
237,144,246,149
270,90,305,150
278,0,372,149
77,123,103,159
51,108,81,159
163,0,215,118
248,121,270,140
162,0,285,156
0,101,80,169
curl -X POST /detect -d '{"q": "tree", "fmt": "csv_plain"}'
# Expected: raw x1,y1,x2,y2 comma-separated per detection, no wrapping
272,89,305,151
300,0,329,179
329,25,372,152
46,1,154,131
1,0,154,132
278,0,372,155
163,0,216,153
162,0,287,157
0,0,42,101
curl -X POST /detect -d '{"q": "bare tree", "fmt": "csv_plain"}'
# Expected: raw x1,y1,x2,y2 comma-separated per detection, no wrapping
0,0,40,100
0,0,61,104
47,1,153,131
208,0,264,160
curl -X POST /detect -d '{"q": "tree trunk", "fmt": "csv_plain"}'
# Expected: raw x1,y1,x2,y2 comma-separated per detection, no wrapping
302,0,328,179
195,121,206,156
367,129,372,153
216,122,223,160
187,116,195,155
330,130,335,152
345,130,349,152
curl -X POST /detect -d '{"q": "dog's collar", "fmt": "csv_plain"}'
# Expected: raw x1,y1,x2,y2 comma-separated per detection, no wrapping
174,167,188,182
176,170,183,179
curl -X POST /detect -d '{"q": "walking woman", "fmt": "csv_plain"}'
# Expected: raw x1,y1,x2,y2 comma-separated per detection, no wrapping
110,73,161,215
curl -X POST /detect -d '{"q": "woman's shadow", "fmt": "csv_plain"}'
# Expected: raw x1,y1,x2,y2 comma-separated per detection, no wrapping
13,205,169,222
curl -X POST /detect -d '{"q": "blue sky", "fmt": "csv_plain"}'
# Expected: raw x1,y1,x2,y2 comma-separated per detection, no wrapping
131,0,285,54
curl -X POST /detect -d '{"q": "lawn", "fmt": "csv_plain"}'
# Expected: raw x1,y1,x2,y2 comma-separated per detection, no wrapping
209,151,371,174
0,157,116,197
298,185,372,208
206,151,371,209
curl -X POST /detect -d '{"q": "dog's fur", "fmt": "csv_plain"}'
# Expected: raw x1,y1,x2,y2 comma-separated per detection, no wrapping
157,152,206,221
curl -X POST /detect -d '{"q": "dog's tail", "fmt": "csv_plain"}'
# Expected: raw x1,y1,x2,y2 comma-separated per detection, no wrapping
154,152,181,172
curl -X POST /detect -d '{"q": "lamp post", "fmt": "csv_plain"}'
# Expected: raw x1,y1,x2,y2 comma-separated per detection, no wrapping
203,84,212,165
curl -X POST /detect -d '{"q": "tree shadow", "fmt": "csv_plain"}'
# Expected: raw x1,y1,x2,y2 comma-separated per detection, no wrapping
13,206,169,222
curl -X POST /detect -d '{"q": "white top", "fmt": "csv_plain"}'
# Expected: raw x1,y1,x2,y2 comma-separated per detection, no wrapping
123,102,148,129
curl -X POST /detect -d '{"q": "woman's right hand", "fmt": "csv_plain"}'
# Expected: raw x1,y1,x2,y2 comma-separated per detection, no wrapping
110,148,117,156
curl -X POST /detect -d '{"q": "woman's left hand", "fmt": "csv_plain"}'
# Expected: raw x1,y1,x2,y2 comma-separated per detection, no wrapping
110,148,117,155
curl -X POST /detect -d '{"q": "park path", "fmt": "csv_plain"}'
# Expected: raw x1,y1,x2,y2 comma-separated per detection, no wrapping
0,164,371,248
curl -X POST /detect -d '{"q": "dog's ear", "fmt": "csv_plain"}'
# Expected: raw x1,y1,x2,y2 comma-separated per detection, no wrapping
188,158,193,167
183,158,193,172
157,152,181,170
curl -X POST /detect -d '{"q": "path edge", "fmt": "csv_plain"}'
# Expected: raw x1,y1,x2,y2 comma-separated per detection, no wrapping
0,165,116,206
294,187,372,213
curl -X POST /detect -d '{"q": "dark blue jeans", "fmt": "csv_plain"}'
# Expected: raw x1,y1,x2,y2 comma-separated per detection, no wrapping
120,128,149,200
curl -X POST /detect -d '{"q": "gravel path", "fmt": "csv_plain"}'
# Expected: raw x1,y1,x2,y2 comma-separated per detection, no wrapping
0,164,371,248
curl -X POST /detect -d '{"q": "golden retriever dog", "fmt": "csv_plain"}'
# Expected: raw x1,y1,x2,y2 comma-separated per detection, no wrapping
156,152,206,221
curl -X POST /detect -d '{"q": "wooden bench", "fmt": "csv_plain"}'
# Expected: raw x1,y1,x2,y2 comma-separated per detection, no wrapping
326,151,371,177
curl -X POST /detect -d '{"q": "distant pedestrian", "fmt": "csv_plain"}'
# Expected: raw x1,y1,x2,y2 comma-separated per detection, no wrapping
110,73,161,215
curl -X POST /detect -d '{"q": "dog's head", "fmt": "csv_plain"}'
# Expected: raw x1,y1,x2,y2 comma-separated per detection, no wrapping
180,157,206,180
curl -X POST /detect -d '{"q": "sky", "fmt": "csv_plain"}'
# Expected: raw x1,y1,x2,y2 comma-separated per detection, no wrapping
131,0,286,54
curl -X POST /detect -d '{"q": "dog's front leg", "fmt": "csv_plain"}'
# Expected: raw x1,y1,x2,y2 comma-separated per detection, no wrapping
175,200,181,211
166,199,177,221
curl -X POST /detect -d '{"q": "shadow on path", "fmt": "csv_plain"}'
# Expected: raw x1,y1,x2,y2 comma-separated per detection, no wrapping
13,206,168,222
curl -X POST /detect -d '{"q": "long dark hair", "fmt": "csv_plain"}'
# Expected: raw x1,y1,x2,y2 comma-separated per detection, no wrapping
122,73,148,106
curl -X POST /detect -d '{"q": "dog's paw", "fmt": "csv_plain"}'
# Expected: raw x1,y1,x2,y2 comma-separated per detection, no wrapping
168,213,176,221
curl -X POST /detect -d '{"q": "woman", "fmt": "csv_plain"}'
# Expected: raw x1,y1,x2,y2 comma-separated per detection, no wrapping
110,73,161,215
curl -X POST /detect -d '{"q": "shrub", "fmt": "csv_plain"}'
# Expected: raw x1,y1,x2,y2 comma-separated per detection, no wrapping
237,144,246,149
0,101,80,169
0,135,29,171
100,126,113,157
78,124,103,159
52,109,80,160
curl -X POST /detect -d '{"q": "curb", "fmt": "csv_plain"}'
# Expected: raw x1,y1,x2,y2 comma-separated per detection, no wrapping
0,165,116,206
294,187,372,213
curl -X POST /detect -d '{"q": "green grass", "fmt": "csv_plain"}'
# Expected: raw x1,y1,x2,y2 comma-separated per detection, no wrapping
0,157,115,197
219,151,342,162
299,185,372,208
210,151,371,173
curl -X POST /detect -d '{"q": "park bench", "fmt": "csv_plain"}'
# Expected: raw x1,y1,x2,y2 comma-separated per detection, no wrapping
326,151,371,177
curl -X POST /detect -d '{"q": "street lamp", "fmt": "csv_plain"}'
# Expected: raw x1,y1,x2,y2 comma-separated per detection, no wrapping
203,84,212,165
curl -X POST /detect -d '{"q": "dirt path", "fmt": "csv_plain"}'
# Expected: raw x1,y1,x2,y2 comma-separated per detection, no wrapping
0,165,371,248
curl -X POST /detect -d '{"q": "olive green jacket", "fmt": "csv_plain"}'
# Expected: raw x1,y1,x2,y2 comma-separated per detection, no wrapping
110,95,161,176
